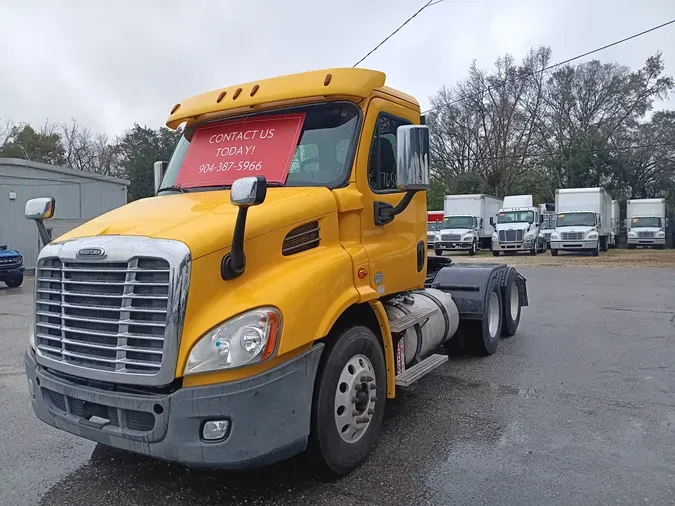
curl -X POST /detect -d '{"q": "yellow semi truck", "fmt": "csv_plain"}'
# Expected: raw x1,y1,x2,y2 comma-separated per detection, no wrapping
23,68,528,476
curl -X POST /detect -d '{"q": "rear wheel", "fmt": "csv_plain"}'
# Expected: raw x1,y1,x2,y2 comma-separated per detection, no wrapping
551,249,558,257
500,269,521,337
5,275,23,288
434,249,443,256
475,277,503,355
308,326,386,476
469,241,477,256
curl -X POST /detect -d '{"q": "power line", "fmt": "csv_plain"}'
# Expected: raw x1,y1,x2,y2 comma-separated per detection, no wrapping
423,18,675,114
430,141,675,165
353,0,439,68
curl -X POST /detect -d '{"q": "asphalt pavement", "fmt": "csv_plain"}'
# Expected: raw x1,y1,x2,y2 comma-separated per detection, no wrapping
1,268,674,506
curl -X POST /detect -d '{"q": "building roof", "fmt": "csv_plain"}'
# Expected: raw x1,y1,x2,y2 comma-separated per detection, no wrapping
0,158,130,186
166,67,420,129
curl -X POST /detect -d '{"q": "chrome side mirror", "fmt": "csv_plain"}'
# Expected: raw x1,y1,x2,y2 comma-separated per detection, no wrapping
25,197,56,247
396,125,430,191
230,176,267,207
154,161,168,194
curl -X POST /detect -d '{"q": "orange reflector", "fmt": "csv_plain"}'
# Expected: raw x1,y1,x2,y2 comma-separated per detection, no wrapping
232,88,242,100
358,268,368,279
216,91,227,103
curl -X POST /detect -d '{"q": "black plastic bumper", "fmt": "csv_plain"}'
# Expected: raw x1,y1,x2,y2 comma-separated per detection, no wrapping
25,344,323,469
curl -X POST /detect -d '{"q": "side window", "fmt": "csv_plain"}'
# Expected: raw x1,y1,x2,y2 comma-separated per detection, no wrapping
368,114,410,192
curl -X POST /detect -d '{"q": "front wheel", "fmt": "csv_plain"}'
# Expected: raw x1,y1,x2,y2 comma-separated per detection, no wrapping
308,326,387,476
592,243,600,257
551,249,558,257
469,241,477,256
434,249,443,256
5,275,23,288
492,250,500,257
627,244,636,250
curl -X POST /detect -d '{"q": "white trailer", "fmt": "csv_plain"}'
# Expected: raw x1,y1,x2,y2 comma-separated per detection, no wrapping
435,194,502,255
551,187,612,256
626,198,666,249
610,200,620,248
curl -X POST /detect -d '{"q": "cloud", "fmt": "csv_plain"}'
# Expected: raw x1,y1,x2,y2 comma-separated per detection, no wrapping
0,0,673,136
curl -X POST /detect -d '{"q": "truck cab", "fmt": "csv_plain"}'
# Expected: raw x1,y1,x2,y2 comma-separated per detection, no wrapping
23,68,529,477
435,214,481,256
426,210,443,248
490,195,545,256
538,203,555,249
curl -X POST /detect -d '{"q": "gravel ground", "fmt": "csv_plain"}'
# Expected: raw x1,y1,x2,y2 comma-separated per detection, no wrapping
439,247,675,268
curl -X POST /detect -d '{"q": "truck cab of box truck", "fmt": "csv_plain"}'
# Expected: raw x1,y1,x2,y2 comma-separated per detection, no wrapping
490,195,545,256
538,203,555,249
626,198,667,249
550,187,612,256
22,68,529,477
426,210,443,248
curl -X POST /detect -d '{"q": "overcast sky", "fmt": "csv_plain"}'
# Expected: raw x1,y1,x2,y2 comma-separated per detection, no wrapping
1,0,674,137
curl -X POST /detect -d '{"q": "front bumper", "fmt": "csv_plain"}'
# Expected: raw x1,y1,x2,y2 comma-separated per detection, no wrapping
492,240,534,252
627,238,665,245
0,265,24,279
550,240,597,250
25,344,324,469
435,241,473,250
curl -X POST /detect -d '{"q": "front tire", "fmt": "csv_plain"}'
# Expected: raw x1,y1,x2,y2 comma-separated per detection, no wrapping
551,249,558,257
309,326,386,476
627,244,636,250
469,241,477,256
492,250,500,257
5,275,23,288
592,243,599,256
434,249,443,256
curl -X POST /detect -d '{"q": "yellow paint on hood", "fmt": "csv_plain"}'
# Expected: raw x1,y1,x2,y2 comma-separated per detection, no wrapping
55,187,338,259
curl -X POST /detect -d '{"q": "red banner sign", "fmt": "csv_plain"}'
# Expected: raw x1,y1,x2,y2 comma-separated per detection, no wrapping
175,113,306,188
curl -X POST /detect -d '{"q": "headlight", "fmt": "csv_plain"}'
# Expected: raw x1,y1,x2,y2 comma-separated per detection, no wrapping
185,307,281,375
628,232,636,237
550,233,559,240
587,233,598,239
463,235,473,242
524,232,536,241
657,231,665,237
17,256,23,264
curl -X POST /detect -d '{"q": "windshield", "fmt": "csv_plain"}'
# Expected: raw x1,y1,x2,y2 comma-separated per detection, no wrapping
160,102,360,191
427,223,441,232
631,217,662,228
442,216,474,229
497,211,533,224
556,212,595,227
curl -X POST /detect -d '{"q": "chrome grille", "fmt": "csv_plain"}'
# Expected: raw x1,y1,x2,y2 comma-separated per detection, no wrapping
427,233,435,241
637,231,655,238
441,234,461,241
561,232,583,241
35,257,169,375
498,230,523,242
32,236,190,386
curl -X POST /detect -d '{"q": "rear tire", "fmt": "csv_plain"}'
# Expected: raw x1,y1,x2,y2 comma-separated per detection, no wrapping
500,269,521,337
475,276,503,355
434,249,443,256
308,326,386,477
550,249,558,257
5,275,23,288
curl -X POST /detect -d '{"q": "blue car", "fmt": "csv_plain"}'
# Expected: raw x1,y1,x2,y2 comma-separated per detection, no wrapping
0,245,25,288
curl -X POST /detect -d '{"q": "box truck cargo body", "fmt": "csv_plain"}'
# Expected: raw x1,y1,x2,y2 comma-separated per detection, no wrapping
551,188,612,256
434,194,502,255
626,198,666,249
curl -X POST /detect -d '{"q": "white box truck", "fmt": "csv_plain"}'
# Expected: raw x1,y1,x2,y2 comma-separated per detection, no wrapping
435,194,502,255
610,200,620,248
626,198,666,249
550,188,612,256
490,195,547,256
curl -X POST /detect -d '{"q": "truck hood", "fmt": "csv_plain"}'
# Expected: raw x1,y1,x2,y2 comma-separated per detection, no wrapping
440,228,473,235
553,225,595,234
0,248,21,258
494,223,531,232
629,227,662,233
55,187,337,260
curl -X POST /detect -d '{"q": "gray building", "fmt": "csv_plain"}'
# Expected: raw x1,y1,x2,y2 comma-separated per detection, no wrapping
0,158,129,269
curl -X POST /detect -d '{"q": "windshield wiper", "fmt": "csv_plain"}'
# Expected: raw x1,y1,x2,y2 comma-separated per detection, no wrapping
157,185,189,193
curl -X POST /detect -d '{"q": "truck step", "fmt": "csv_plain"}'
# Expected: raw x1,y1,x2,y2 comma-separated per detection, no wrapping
389,305,438,334
395,353,448,387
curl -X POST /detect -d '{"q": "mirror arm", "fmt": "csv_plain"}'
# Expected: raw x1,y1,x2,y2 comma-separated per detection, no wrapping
221,207,249,280
374,190,418,226
36,220,52,246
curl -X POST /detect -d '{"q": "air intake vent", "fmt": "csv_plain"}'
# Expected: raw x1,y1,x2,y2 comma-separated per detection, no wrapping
282,221,320,256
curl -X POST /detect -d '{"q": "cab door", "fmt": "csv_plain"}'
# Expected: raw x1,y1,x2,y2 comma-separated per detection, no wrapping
356,97,426,296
